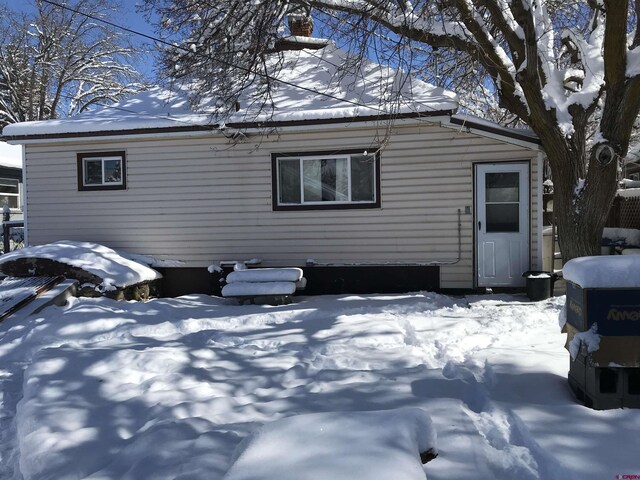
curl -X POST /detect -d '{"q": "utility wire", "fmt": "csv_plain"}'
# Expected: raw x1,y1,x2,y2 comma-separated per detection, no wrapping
39,0,449,124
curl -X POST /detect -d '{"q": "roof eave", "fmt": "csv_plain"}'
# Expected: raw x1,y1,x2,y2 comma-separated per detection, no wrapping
1,109,456,143
446,115,542,149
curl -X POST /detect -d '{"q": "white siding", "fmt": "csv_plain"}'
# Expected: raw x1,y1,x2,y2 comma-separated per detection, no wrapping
23,122,540,289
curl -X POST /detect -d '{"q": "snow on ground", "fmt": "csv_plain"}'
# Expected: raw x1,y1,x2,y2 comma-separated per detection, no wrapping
223,408,436,480
0,292,638,479
602,227,640,248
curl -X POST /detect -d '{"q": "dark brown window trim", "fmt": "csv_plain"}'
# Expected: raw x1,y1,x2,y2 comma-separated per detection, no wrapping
271,149,381,211
77,151,127,191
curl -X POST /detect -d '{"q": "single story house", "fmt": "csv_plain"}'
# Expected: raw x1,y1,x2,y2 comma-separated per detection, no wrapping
1,42,543,296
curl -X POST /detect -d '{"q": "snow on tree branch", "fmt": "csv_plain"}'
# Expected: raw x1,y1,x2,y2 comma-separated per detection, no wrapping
0,0,144,127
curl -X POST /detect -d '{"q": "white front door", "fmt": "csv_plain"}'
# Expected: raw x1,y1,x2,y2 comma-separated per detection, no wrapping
476,163,529,287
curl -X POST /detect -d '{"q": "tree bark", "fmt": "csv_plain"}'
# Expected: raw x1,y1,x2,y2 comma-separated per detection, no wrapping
549,149,618,262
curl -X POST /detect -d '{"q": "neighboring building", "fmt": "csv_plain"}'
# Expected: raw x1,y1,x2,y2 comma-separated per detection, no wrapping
623,158,640,181
1,44,543,296
0,141,23,220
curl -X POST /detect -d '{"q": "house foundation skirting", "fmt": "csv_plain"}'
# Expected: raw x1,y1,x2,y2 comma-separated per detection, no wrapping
157,265,440,298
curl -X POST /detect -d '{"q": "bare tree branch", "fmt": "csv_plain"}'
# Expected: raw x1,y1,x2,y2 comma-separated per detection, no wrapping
0,0,145,127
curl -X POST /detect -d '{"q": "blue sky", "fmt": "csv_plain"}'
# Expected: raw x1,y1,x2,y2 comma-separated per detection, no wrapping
2,0,160,79
109,0,161,79
3,0,156,36
120,0,155,35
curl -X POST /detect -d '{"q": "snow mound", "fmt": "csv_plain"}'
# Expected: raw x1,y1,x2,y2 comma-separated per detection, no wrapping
0,240,161,289
602,227,640,248
119,251,185,268
563,255,640,288
222,281,297,297
223,408,436,480
226,268,303,283
617,187,640,199
568,323,601,360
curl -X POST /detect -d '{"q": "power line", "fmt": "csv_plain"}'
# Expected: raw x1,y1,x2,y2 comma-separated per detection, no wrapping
38,0,449,125
38,0,394,115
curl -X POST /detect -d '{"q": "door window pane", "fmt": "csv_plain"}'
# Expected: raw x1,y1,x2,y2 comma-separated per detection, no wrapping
485,171,520,232
486,172,519,202
486,204,519,232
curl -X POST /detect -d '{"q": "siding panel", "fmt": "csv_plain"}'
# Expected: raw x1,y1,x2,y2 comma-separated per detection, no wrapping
24,122,540,289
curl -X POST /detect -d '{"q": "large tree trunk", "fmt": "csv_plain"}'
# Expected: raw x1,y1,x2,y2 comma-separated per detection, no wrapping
548,148,618,262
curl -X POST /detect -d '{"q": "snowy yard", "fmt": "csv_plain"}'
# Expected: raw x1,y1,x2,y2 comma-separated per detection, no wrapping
0,291,638,479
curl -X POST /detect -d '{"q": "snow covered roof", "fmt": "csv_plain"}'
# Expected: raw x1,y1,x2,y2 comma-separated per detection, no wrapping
2,44,458,139
0,141,22,169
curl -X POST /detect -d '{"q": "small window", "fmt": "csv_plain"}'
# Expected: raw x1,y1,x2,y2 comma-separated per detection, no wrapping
272,150,380,210
0,178,21,210
77,151,126,191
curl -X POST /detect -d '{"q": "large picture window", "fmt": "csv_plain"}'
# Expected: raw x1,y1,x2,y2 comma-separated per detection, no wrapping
273,150,380,210
77,151,126,191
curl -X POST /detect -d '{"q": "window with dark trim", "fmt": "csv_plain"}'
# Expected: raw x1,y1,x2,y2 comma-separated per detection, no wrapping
272,149,380,210
77,151,126,191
